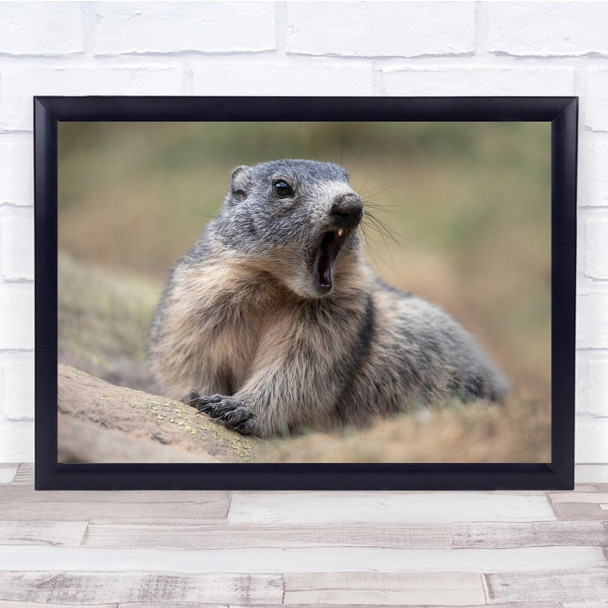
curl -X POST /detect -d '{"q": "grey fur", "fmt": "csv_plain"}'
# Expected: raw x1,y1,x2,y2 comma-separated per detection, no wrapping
148,159,509,437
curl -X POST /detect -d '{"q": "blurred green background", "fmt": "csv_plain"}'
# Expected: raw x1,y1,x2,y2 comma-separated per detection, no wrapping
58,120,551,423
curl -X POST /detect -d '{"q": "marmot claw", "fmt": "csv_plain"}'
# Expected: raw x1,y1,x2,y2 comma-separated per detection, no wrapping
194,395,257,435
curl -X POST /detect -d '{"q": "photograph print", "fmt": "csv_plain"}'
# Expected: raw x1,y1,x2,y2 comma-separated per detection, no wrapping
53,108,555,468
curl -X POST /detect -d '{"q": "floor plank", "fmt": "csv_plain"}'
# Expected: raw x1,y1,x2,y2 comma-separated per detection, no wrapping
562,603,608,608
0,602,118,608
486,569,608,603
283,572,486,606
0,572,282,605
549,492,608,504
0,521,87,547
238,604,561,608
0,485,230,521
549,502,608,521
450,521,608,548
82,523,451,549
0,546,603,573
2,463,607,605
227,492,557,524
0,603,564,608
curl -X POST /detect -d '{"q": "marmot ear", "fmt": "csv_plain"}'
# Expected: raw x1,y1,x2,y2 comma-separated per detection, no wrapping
230,165,251,202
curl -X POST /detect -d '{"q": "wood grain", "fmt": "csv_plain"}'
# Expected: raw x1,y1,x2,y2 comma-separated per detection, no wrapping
0,572,282,604
0,484,229,521
549,492,608,504
283,572,485,606
549,502,608,521
238,604,562,608
486,569,608,603
0,602,118,608
0,600,572,607
2,463,608,605
227,492,557,524
82,523,451,549
0,546,603,573
0,521,87,546
450,521,608,548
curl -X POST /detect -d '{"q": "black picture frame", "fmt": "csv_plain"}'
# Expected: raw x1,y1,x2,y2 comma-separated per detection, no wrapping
35,96,577,491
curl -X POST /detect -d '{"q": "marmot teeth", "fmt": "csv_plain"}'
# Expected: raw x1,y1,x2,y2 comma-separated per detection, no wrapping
337,228,344,237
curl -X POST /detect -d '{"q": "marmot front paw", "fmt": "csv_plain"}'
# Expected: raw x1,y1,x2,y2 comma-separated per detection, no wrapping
192,394,258,436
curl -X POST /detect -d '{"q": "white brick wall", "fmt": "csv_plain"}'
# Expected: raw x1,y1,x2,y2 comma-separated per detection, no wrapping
0,0,606,465
381,66,575,96
191,61,375,96
0,65,185,131
94,2,277,55
285,2,476,57
586,70,608,131
0,207,33,282
487,2,608,57
0,3,86,57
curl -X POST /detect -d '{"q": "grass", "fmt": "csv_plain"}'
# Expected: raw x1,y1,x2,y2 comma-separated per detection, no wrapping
263,397,551,464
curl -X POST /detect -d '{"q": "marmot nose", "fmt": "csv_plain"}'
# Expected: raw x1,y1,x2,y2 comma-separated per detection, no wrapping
330,193,364,228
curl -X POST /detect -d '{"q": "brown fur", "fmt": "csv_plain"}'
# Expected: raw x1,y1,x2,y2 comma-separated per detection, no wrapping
148,160,508,438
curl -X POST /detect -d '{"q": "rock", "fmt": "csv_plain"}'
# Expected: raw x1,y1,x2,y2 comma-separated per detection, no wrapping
58,252,161,393
58,364,261,464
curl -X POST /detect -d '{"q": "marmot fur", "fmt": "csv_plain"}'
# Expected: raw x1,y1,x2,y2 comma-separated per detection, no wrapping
148,160,508,437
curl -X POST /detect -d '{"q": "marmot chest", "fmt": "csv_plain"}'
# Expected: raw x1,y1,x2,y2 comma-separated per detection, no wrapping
190,270,277,393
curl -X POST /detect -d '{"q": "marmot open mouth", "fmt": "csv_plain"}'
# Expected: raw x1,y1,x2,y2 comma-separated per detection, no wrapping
315,229,348,292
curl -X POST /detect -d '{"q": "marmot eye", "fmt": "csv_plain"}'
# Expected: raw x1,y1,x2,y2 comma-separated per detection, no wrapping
273,180,293,197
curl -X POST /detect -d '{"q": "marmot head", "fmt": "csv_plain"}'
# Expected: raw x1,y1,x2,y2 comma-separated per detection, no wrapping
212,159,364,299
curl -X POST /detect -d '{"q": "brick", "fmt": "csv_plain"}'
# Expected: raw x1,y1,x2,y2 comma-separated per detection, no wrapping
286,2,475,57
0,420,33,462
586,71,608,132
576,415,608,463
0,207,34,281
577,357,608,417
585,220,608,281
191,61,374,96
95,2,276,55
0,2,86,57
381,66,575,96
0,353,34,421
488,2,608,57
0,284,33,350
577,294,608,349
0,65,184,131
578,140,608,206
0,135,32,205
575,464,608,482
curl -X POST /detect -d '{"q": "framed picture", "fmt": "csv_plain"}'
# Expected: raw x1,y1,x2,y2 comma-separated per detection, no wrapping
35,96,577,490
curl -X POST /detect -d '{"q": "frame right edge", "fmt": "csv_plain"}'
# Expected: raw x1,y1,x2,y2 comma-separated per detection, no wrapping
551,97,578,489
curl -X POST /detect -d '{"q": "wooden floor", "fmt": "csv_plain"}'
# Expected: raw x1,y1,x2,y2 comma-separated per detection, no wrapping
0,464,606,607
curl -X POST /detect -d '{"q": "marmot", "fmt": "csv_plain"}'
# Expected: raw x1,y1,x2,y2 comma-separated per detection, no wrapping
148,159,508,437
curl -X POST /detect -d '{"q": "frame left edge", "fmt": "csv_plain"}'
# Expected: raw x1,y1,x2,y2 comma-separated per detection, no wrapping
34,97,59,489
